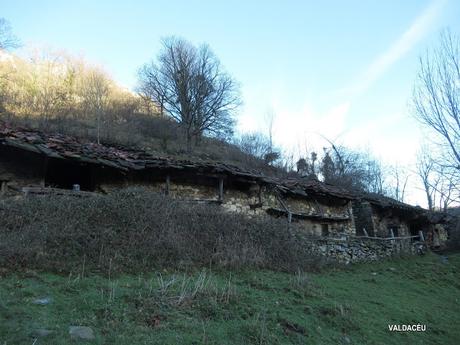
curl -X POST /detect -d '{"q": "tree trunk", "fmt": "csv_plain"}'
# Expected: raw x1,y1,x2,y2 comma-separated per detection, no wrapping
186,132,193,153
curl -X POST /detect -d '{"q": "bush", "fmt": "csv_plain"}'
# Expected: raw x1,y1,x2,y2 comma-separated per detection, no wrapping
0,189,323,274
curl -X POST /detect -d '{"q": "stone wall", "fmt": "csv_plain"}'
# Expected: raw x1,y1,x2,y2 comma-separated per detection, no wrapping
219,186,355,236
352,201,375,236
97,179,357,237
291,219,348,237
353,201,415,238
371,211,411,237
284,197,350,218
298,234,425,264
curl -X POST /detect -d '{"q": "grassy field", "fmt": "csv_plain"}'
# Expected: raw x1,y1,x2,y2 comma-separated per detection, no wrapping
1,252,459,345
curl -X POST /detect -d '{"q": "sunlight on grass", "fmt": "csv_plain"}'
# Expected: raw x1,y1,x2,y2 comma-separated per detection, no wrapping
0,253,459,344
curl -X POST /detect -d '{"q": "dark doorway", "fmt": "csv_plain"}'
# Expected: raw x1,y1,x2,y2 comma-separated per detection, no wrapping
409,221,423,236
45,158,94,191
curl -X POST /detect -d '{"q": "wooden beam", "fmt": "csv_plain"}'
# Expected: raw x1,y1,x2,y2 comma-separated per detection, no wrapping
218,177,224,201
274,194,294,225
266,208,350,222
165,175,170,195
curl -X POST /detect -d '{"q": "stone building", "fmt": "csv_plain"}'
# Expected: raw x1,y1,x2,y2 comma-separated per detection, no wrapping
352,193,452,248
0,122,355,237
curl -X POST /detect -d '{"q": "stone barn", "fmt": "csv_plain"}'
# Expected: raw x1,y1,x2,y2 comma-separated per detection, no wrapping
352,193,451,248
0,122,355,237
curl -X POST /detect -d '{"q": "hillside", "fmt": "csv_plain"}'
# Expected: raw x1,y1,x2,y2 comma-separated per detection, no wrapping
1,253,459,345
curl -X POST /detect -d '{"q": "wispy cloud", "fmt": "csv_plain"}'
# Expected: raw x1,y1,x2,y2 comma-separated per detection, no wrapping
344,0,446,98
238,0,446,168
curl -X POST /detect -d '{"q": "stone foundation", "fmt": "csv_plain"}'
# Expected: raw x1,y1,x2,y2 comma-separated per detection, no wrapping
298,234,425,264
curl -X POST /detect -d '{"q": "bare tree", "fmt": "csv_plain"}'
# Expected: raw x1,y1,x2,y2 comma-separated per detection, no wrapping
0,18,19,112
137,79,165,116
84,70,110,144
236,132,272,159
389,165,410,202
413,29,460,209
138,37,240,151
318,142,388,194
0,18,19,51
295,152,320,179
264,109,275,153
416,147,437,210
413,29,460,172
436,171,456,210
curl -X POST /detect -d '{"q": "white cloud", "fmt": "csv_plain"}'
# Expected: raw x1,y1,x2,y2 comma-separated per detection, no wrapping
343,0,446,98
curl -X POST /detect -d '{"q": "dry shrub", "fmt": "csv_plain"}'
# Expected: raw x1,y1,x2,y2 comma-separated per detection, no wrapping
0,188,322,273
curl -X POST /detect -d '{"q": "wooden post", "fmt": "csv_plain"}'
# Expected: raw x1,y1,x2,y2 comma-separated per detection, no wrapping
165,175,170,195
275,193,292,225
41,156,49,188
0,181,6,196
218,177,224,202
419,231,425,242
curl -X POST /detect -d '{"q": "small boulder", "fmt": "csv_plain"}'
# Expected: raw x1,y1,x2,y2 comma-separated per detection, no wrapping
69,326,95,341
34,329,53,337
342,335,351,344
33,297,52,305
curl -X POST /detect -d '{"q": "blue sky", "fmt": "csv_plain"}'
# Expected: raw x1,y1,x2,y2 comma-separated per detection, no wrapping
2,0,460,204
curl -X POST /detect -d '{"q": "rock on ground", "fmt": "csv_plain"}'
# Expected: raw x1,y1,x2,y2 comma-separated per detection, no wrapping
69,326,95,341
32,297,52,305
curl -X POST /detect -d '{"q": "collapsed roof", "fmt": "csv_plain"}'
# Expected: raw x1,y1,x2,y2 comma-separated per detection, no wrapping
0,122,355,201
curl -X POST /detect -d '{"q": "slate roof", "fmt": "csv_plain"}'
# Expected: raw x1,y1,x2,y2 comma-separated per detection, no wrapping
0,121,356,201
281,178,356,200
360,193,421,211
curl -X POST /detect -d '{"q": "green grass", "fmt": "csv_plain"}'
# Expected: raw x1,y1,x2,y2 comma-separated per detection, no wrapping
1,253,459,345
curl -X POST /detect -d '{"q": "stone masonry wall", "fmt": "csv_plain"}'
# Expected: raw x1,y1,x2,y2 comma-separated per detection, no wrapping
98,179,356,237
297,234,425,264
372,212,411,238
219,186,355,237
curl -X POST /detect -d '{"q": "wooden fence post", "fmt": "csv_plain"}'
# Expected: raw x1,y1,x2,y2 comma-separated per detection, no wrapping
419,231,425,242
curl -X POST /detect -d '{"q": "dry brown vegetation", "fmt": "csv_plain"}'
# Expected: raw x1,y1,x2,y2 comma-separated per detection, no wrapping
0,188,327,274
0,49,293,175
